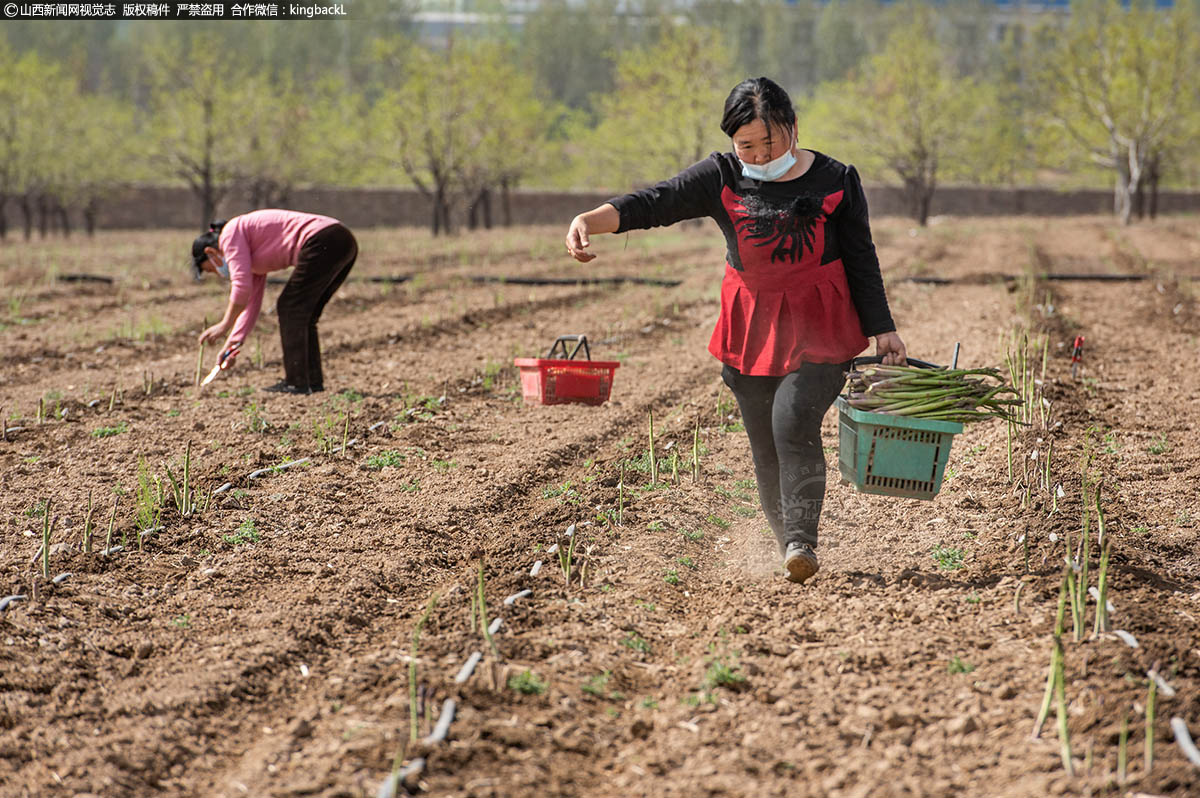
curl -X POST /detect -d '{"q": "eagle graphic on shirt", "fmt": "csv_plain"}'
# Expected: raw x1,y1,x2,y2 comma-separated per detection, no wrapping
731,192,827,264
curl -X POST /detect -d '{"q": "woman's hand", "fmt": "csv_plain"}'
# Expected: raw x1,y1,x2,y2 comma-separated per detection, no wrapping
564,204,620,263
874,331,908,366
565,215,597,263
199,322,229,345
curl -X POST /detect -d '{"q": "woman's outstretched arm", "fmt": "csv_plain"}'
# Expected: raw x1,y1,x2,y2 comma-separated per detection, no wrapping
565,204,620,262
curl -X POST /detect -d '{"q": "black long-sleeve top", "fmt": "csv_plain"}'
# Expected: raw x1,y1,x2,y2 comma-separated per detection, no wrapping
608,151,895,337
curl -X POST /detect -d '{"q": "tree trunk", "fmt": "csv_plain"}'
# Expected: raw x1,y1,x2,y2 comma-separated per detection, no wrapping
1147,156,1160,220
58,201,71,238
500,177,513,227
903,176,933,227
1114,163,1133,226
0,195,7,241
20,195,33,241
37,194,50,238
467,190,479,230
84,198,97,237
480,187,492,229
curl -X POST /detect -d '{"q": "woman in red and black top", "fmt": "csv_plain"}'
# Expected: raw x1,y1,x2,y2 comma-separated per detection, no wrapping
564,77,907,585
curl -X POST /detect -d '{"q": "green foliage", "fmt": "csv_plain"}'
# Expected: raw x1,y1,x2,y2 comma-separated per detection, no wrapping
581,25,735,190
243,402,268,434
92,422,128,438
507,670,547,695
582,670,623,701
1026,0,1200,222
932,545,966,571
223,518,260,546
368,39,563,233
703,657,747,691
664,569,680,586
799,3,1022,225
621,633,651,654
948,656,976,674
366,449,405,470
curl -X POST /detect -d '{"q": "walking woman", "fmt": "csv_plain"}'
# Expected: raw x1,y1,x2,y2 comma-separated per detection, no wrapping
192,209,358,394
564,77,906,584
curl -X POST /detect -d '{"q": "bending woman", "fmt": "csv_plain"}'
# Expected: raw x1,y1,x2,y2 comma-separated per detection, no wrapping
191,209,358,394
564,77,906,584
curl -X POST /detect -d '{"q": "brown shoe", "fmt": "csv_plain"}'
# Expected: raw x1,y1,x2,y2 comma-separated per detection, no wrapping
783,543,819,584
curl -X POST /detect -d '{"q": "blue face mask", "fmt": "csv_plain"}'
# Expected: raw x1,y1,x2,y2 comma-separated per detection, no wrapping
741,148,797,182
215,256,230,279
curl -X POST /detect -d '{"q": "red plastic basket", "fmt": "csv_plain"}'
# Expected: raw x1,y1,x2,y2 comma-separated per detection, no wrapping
514,335,620,406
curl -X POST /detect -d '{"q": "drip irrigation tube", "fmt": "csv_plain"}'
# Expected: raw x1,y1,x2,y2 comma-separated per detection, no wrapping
469,275,681,288
503,589,532,606
0,595,26,612
454,651,483,684
423,699,456,745
1172,718,1200,769
247,458,310,481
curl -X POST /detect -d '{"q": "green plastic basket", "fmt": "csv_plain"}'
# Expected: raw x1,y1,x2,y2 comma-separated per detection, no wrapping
835,396,963,500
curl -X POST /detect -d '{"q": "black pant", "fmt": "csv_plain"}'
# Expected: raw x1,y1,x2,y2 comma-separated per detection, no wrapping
721,361,848,554
276,224,358,390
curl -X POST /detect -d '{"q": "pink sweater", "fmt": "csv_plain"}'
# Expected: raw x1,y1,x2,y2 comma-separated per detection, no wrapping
220,209,340,342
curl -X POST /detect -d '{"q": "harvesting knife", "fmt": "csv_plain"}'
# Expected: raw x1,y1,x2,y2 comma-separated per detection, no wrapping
201,341,242,386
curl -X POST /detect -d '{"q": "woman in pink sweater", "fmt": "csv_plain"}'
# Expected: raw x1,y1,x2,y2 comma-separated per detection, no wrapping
191,209,358,394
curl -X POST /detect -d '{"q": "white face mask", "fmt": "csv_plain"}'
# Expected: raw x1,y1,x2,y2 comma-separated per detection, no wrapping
214,256,230,279
740,148,797,182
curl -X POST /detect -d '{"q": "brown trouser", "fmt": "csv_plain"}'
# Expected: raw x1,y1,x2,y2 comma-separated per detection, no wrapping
276,223,358,390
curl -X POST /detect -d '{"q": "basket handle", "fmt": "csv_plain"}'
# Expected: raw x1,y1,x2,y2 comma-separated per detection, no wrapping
546,335,592,361
851,355,943,370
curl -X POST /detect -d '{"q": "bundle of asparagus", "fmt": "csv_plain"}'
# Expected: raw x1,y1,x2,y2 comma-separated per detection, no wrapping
844,364,1023,424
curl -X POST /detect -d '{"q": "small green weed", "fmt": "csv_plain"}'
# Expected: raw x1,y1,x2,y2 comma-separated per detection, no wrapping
932,545,965,571
582,671,623,701
677,556,697,570
622,633,651,654
243,402,268,433
171,614,191,629
682,529,704,542
367,450,405,469
965,591,982,604
1148,434,1170,455
707,514,730,529
647,520,665,532
223,518,260,546
948,656,976,674
640,698,658,709
508,670,546,695
663,569,680,586
92,422,129,438
703,658,747,691
431,459,457,472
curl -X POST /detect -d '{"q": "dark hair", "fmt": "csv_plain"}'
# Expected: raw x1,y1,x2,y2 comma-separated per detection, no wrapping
720,77,796,142
190,220,227,280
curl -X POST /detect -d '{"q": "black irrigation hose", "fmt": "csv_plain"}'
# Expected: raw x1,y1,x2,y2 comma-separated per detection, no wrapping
57,274,115,284
469,275,682,288
268,275,412,285
904,273,1150,285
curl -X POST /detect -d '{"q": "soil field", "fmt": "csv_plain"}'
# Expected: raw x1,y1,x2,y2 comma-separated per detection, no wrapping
1,215,1198,798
